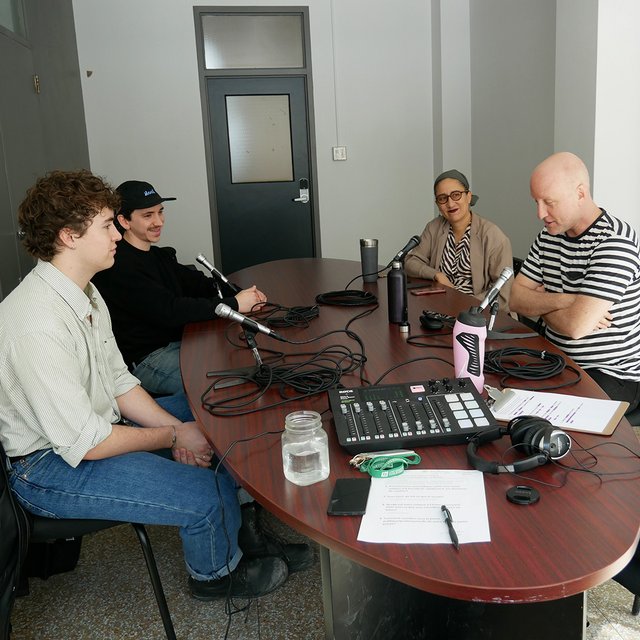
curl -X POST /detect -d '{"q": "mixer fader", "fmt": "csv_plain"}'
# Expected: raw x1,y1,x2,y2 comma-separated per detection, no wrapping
328,377,497,454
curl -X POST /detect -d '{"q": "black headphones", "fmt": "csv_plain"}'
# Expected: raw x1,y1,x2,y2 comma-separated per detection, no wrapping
466,415,572,474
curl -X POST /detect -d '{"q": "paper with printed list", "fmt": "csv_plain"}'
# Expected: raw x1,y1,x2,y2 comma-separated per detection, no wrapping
486,386,628,435
357,469,491,545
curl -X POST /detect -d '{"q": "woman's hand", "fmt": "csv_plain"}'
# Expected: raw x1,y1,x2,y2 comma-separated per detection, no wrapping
434,272,454,288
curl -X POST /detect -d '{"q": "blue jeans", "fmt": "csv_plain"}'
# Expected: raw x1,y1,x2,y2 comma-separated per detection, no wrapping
133,341,184,396
8,393,242,581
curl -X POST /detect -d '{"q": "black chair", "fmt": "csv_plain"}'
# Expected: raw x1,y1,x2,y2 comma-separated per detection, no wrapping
612,545,640,615
0,444,176,640
512,256,524,275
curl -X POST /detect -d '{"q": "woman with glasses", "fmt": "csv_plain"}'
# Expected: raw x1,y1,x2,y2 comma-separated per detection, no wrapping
404,169,513,311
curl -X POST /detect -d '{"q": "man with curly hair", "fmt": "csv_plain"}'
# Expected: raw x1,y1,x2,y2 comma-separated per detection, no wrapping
0,170,289,600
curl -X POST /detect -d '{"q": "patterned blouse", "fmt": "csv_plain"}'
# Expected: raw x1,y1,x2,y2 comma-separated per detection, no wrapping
440,223,473,294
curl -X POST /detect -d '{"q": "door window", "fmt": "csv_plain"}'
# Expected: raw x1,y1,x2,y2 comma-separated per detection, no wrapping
226,94,294,184
0,0,25,37
202,14,303,69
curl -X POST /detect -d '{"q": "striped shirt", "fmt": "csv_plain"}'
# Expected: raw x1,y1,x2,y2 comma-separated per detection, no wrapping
520,210,640,380
0,261,139,466
441,225,474,295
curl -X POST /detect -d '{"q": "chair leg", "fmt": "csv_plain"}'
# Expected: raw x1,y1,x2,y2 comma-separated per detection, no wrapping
130,524,177,640
633,594,640,616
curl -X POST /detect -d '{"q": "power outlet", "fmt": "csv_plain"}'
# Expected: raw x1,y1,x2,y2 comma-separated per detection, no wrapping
332,146,347,161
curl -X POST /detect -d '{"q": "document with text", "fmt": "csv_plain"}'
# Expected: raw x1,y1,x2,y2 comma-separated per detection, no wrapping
357,469,491,545
487,387,627,435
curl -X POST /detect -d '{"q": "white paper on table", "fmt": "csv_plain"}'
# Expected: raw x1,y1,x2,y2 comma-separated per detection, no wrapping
486,387,628,435
357,469,491,545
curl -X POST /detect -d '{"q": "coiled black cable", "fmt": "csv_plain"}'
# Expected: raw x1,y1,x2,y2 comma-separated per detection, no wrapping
315,289,378,306
484,347,581,390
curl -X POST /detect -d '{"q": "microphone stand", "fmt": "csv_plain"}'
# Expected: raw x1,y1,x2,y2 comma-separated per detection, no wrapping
244,330,263,367
205,330,263,388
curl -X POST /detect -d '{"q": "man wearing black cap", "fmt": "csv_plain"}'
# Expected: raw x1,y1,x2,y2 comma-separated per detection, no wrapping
93,180,267,396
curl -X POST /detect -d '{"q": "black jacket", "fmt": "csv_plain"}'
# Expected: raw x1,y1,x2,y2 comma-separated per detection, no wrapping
92,240,238,367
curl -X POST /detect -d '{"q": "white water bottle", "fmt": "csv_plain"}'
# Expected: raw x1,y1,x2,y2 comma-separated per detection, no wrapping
452,308,487,393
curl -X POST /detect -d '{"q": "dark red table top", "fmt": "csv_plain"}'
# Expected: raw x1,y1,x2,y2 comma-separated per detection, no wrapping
181,258,640,603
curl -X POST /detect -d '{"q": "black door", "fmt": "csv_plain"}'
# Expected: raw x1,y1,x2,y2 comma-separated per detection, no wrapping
207,76,315,274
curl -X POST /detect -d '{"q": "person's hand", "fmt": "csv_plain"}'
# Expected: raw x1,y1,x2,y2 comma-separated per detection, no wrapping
594,311,613,331
434,272,454,288
172,422,213,468
235,286,267,313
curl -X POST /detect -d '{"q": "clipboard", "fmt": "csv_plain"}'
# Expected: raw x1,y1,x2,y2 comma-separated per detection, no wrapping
486,386,628,435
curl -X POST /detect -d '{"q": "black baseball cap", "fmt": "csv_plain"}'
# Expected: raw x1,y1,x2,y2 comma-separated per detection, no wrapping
116,180,177,211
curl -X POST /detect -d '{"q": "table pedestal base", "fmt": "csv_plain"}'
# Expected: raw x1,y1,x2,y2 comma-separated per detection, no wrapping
320,548,586,640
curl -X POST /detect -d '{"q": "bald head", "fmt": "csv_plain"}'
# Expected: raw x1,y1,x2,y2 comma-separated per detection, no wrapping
532,152,591,195
530,152,599,237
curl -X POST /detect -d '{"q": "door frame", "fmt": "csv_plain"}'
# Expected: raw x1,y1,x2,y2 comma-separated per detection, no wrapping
193,5,321,272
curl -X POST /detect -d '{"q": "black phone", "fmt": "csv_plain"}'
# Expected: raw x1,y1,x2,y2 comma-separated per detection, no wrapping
327,477,371,516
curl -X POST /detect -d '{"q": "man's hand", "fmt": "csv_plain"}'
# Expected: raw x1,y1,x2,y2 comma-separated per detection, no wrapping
172,422,214,468
235,285,267,313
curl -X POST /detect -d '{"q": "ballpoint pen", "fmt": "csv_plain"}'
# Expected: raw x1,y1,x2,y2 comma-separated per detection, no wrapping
441,504,460,550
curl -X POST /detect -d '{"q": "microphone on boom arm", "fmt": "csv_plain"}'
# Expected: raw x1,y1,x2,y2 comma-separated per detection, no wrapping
196,253,242,294
215,303,285,342
477,267,514,312
388,235,421,266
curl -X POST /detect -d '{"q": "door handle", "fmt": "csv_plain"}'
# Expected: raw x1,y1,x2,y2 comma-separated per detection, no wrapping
292,178,309,204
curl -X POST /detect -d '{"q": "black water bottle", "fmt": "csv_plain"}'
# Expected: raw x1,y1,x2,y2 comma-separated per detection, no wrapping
387,260,407,324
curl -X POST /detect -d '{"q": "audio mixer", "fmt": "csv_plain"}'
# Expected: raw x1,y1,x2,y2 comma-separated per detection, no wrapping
328,377,497,454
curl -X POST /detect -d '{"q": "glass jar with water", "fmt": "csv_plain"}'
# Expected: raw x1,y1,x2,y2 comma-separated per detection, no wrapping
281,410,330,486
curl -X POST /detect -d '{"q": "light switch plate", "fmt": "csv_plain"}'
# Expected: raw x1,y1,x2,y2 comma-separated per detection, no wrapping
332,146,347,161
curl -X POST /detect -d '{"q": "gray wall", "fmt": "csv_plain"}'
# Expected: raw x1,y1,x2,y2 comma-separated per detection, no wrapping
26,0,90,170
0,0,89,299
469,0,557,261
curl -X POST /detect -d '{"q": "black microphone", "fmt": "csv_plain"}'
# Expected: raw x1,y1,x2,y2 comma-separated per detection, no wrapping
391,235,421,263
215,303,285,341
477,267,514,311
196,254,242,294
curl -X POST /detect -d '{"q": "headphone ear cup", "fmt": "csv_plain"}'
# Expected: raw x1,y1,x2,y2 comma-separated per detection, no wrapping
529,426,572,460
509,416,552,456
509,416,536,455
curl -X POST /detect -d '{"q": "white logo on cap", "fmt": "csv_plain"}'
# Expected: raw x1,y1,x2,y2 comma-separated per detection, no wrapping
144,189,156,196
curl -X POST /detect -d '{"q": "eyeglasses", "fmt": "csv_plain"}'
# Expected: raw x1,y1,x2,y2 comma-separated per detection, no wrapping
435,190,468,205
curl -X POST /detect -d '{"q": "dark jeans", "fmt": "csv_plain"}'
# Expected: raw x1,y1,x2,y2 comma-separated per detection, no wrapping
588,369,640,414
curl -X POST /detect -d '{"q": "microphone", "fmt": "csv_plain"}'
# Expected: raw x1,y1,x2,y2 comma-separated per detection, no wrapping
477,267,514,311
215,303,285,341
196,254,242,294
391,235,421,264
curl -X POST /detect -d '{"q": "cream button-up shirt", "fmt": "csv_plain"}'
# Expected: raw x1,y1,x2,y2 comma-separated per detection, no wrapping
0,261,139,467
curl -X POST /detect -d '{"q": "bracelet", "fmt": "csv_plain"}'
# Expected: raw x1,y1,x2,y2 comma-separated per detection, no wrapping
170,425,177,448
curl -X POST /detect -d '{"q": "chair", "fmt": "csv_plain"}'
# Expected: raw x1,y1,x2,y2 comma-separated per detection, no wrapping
512,256,524,275
0,444,176,640
612,546,640,616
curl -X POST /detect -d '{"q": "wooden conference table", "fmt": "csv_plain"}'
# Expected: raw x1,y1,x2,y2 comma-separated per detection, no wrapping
181,258,640,640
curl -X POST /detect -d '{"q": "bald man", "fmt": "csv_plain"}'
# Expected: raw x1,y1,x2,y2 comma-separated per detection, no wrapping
510,152,640,413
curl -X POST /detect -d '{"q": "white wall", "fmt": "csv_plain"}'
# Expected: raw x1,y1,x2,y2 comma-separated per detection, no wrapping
71,0,640,270
72,0,433,268
593,0,640,229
